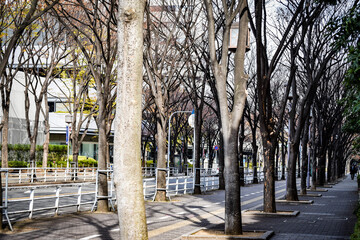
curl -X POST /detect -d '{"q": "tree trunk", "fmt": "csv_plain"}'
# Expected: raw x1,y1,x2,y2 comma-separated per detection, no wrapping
43,121,50,168
194,111,202,194
318,150,326,186
310,122,316,190
72,138,79,180
154,121,167,201
281,131,286,180
263,140,276,213
115,1,148,239
1,107,9,168
97,109,109,212
300,119,309,195
239,117,245,186
224,130,241,235
252,144,258,184
275,144,279,181
286,142,299,201
218,132,225,190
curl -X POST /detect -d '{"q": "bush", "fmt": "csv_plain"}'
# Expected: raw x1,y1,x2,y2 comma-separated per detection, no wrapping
1,144,67,164
0,161,28,168
78,158,97,167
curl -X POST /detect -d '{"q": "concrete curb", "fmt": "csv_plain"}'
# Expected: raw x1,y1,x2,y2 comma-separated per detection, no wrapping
181,228,274,240
276,199,314,204
243,210,300,217
298,193,322,197
306,188,328,192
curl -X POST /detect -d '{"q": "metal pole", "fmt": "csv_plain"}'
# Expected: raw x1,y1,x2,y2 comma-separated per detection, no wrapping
167,114,173,169
67,124,70,171
307,121,311,189
193,111,196,191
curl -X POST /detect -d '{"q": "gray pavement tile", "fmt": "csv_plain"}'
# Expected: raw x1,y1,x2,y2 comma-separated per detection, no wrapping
0,176,357,240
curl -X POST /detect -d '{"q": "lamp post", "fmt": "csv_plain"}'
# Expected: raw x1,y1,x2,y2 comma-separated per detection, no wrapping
307,109,313,189
286,92,293,187
65,114,72,172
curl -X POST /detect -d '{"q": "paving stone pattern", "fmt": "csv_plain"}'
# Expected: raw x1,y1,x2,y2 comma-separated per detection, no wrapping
0,176,357,240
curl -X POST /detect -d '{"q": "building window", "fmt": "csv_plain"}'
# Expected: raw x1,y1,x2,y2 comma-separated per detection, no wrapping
48,102,55,112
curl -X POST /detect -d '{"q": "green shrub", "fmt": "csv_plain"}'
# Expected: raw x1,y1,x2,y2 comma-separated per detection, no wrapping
1,161,28,168
1,144,67,164
78,158,97,167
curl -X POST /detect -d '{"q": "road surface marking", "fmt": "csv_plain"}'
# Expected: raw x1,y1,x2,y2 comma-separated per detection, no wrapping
79,234,100,240
159,216,170,220
148,188,286,238
111,228,120,232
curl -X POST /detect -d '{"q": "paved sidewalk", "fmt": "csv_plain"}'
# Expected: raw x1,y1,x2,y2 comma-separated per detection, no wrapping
0,176,357,239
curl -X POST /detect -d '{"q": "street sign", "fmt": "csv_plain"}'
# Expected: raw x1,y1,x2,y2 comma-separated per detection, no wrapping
214,145,219,151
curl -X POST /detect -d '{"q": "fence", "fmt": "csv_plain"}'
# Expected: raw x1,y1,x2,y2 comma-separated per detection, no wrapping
2,165,290,227
1,166,195,184
1,167,97,184
6,183,95,223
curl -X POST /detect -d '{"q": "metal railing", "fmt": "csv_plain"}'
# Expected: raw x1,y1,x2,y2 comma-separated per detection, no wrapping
1,167,97,184
1,167,193,184
7,183,95,220
3,166,281,224
0,170,12,230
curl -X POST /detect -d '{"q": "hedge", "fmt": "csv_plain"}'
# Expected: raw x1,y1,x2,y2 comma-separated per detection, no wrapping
0,144,67,163
0,144,97,167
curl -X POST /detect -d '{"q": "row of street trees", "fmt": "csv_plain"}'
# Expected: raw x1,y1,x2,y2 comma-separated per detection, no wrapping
0,0,359,238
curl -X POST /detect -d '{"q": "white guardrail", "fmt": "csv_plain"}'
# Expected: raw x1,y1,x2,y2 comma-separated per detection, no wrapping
1,166,280,229
1,169,220,227
0,167,189,184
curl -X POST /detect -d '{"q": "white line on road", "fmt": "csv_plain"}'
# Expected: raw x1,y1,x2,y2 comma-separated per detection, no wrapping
177,212,186,215
159,216,170,220
111,228,120,232
79,234,100,240
203,205,211,208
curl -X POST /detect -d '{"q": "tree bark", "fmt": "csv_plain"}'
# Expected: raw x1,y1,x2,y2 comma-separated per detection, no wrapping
286,143,299,201
224,129,241,235
1,107,9,168
218,128,225,190
154,121,167,201
97,110,109,211
252,144,259,184
262,140,276,212
300,119,310,195
114,1,148,239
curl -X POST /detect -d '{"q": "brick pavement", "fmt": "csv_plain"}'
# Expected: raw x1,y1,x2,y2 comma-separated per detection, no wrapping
0,176,357,240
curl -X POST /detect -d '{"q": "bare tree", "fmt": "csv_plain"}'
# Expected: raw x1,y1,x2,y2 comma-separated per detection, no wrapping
143,0,194,201
54,0,117,211
0,0,59,168
203,0,249,234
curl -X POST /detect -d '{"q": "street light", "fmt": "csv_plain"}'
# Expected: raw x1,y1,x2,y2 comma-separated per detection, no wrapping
307,109,313,189
286,92,293,187
65,114,72,171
